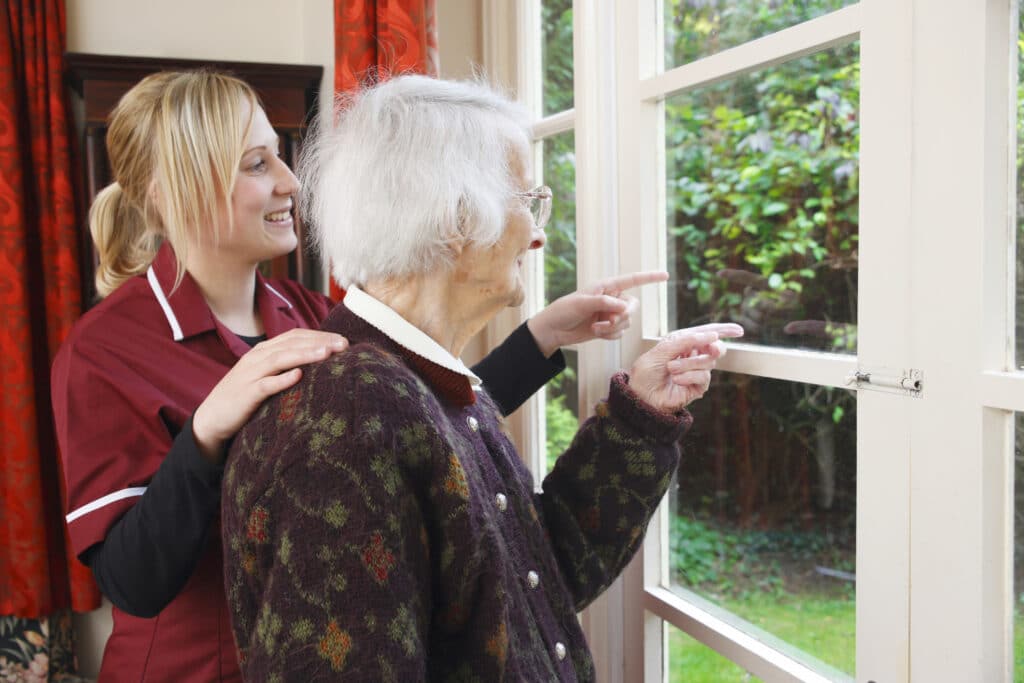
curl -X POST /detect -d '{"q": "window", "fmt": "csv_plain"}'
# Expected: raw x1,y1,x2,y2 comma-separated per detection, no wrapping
485,0,1021,679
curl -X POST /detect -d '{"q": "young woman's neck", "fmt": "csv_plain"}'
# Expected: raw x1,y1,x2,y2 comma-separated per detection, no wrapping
185,253,262,336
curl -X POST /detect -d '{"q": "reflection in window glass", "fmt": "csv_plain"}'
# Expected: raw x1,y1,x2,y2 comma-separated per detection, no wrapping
667,621,756,682
665,44,859,352
545,349,578,473
543,131,577,304
663,0,856,71
669,373,856,677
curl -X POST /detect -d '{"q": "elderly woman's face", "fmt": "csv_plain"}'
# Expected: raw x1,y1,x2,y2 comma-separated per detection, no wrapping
456,153,546,310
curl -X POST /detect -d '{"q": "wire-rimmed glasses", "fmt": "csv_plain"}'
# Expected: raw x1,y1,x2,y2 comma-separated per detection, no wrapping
517,185,553,229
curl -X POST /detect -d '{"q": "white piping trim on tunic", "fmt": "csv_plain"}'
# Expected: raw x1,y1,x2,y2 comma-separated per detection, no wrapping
263,282,294,308
147,266,184,341
66,487,147,523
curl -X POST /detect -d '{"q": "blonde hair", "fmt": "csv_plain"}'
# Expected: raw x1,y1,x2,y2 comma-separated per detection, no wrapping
90,70,258,297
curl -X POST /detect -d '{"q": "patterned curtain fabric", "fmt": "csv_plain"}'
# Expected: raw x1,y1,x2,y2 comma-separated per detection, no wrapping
330,0,438,299
1,0,97,675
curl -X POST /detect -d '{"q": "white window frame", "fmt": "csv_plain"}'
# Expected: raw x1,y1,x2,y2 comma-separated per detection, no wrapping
486,0,1020,680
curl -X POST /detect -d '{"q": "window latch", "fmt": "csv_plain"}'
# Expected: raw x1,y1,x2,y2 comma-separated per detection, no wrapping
846,366,923,397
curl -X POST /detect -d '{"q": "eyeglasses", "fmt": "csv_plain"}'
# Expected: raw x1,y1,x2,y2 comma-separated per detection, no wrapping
517,185,552,229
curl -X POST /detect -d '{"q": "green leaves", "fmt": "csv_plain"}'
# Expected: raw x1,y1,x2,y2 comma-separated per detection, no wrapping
665,37,859,350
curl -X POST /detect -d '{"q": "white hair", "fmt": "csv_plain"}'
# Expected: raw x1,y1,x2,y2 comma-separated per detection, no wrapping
298,74,534,288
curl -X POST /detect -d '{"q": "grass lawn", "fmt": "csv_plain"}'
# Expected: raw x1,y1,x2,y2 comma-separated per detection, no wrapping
668,591,855,682
668,596,1024,681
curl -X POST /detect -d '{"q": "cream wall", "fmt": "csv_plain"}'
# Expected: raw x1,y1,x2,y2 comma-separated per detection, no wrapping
63,1,483,678
437,0,483,80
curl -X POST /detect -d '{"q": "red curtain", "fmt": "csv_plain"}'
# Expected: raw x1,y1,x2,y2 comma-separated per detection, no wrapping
331,0,438,300
0,0,99,616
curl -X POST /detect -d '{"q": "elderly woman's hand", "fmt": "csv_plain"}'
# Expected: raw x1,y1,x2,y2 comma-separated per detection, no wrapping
526,271,670,357
628,323,744,413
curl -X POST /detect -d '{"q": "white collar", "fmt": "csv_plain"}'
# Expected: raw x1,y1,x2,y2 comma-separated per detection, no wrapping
343,285,482,388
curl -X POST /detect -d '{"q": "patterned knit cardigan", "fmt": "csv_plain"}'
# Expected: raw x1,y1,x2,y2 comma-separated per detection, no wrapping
222,305,691,682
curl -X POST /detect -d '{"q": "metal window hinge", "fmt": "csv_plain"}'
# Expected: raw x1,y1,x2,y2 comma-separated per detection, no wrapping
846,366,923,397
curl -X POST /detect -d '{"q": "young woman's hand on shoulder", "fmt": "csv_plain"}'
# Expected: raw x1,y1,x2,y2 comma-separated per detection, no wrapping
192,329,348,462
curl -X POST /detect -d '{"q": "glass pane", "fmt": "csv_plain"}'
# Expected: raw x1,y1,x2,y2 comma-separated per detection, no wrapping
669,373,856,676
666,621,756,682
663,0,856,71
665,43,859,352
543,131,577,304
545,349,578,473
542,0,573,115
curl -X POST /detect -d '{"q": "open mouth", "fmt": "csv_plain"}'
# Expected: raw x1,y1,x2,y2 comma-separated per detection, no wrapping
264,208,293,223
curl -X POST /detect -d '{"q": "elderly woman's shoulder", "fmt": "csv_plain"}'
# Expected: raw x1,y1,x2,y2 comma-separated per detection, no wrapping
308,341,424,387
281,341,441,421
225,342,437,501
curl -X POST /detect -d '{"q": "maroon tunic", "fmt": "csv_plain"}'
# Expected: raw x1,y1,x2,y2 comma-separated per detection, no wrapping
52,243,331,682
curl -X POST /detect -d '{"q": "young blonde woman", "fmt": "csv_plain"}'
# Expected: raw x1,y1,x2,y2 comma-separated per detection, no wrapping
51,70,659,681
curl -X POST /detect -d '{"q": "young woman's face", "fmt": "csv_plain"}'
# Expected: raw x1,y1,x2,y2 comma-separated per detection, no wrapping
221,103,300,265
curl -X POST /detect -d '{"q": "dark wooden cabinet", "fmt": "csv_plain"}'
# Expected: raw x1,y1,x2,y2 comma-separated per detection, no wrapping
65,53,325,305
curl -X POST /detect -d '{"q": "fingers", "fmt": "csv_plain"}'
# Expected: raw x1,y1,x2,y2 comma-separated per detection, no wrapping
655,331,719,360
670,322,744,340
592,294,639,337
244,331,348,367
670,369,711,389
590,270,669,296
232,330,350,398
259,345,337,374
578,294,629,316
591,321,623,340
254,367,303,397
255,328,348,352
666,352,717,374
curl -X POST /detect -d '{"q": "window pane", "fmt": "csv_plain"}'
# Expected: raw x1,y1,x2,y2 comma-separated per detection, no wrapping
666,621,756,682
665,44,859,352
543,131,577,304
542,0,573,115
663,0,856,71
669,373,856,676
545,349,578,473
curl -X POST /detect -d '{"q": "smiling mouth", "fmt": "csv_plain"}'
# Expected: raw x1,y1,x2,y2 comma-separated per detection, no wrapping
264,209,293,223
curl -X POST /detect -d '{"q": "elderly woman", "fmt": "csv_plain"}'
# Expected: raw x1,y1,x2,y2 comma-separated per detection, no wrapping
221,75,742,682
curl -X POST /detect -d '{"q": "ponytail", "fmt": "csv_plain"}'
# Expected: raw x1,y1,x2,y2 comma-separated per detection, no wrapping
89,181,160,298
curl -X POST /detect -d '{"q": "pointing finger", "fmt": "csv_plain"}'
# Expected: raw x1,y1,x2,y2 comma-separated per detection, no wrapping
670,322,744,340
591,270,669,296
654,331,719,360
